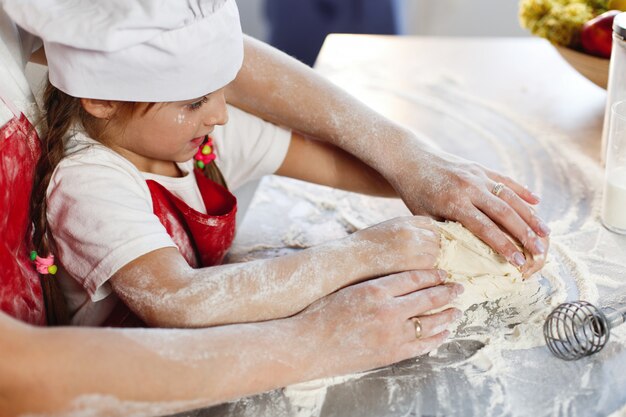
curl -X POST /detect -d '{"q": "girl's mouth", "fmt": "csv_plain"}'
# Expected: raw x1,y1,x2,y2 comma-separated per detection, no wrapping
190,136,205,147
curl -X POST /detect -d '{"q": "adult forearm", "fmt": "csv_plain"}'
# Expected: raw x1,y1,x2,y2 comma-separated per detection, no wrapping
276,133,397,197
227,36,419,173
3,316,318,416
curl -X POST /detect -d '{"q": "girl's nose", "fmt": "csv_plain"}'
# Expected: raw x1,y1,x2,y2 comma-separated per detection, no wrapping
203,90,228,127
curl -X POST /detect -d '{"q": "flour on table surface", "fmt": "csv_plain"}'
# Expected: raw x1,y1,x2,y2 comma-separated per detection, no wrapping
212,64,625,416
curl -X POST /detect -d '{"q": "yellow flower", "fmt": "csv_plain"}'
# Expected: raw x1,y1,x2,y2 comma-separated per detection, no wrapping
519,0,609,47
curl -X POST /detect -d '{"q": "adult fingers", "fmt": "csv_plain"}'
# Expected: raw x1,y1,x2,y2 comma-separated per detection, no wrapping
521,236,549,277
402,308,461,343
484,176,551,239
486,170,541,206
397,283,464,317
398,330,451,359
372,270,448,298
494,183,550,238
456,207,527,269
473,184,546,260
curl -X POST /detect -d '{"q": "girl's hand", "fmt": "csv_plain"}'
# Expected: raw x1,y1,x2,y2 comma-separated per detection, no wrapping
297,269,463,379
348,216,441,275
386,148,550,276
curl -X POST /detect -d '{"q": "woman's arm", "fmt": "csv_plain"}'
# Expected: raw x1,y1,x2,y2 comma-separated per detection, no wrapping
276,132,397,197
2,271,462,417
110,217,439,328
225,35,549,275
29,46,47,65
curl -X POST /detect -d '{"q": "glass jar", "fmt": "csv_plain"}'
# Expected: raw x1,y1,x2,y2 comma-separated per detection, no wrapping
602,12,626,164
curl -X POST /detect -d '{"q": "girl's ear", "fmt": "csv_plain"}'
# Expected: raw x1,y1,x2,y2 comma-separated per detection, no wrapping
80,98,118,119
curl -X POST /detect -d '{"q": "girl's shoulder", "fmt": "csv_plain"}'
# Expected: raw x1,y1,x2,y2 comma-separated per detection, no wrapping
49,129,149,197
61,129,133,169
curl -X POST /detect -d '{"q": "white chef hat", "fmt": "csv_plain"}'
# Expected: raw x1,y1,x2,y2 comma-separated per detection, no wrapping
2,0,243,102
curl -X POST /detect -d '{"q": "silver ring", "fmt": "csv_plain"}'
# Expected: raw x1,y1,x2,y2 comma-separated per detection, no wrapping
410,317,423,340
492,182,505,197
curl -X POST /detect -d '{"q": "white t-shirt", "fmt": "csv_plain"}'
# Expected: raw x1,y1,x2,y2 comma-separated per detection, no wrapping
47,105,291,325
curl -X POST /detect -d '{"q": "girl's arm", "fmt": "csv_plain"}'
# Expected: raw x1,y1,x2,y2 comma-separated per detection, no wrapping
110,217,439,328
225,35,549,274
2,271,461,417
276,132,397,197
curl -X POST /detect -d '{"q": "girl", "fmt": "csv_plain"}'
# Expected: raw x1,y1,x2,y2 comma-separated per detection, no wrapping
8,0,451,327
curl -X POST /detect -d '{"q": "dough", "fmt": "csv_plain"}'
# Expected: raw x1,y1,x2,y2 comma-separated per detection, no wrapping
436,221,523,280
432,221,547,348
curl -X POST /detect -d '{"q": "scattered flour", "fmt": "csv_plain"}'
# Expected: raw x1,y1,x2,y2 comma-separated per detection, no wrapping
23,395,208,417
222,71,626,416
37,48,626,417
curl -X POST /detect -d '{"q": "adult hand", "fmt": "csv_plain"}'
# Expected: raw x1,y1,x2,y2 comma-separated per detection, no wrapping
385,142,550,276
227,37,549,276
297,269,463,379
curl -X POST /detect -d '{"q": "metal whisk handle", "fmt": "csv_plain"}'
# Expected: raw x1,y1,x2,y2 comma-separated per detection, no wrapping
543,301,617,361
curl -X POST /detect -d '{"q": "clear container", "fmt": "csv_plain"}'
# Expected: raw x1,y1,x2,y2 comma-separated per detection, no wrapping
601,13,626,164
601,100,626,234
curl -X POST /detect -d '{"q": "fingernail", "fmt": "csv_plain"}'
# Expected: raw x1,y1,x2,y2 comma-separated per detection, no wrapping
534,239,545,254
454,283,464,295
531,192,541,202
454,309,463,320
512,252,526,267
537,221,551,236
438,270,450,280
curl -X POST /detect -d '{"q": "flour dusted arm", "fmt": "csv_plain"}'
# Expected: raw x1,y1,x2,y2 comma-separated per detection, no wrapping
225,35,550,276
110,216,439,327
0,271,461,416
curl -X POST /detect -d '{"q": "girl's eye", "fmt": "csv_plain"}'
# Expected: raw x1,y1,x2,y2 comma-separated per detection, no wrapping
188,96,208,111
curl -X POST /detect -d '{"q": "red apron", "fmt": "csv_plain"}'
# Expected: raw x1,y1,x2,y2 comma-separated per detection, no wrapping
0,94,46,325
104,168,237,326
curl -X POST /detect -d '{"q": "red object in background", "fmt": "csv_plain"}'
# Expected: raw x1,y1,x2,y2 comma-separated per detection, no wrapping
0,113,46,325
581,10,621,59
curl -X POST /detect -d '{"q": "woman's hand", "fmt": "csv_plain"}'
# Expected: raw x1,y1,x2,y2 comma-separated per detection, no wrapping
384,146,550,276
229,37,549,276
296,269,463,379
347,216,441,276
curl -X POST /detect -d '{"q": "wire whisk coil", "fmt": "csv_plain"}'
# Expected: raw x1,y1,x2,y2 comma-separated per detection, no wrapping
543,301,610,361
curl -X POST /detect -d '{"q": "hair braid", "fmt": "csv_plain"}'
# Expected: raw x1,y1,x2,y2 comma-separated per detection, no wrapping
30,82,82,325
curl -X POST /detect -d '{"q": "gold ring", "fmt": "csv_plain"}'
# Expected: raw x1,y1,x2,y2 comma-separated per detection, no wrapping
492,182,505,197
410,317,423,339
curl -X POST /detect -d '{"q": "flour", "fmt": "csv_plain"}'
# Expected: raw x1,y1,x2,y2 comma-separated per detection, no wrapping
234,76,620,415
22,395,208,417
282,372,375,417
37,46,624,417
608,404,626,417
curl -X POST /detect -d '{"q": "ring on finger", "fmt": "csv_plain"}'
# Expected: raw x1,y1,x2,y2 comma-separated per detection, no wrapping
410,317,423,339
492,182,505,197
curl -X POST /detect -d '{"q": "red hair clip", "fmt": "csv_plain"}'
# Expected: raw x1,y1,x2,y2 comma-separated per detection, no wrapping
194,137,217,169
30,251,58,275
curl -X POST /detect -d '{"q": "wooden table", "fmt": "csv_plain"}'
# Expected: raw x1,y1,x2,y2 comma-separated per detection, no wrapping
184,36,626,417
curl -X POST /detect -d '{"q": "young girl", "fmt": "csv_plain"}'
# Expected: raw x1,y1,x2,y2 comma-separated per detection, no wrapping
9,0,445,327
